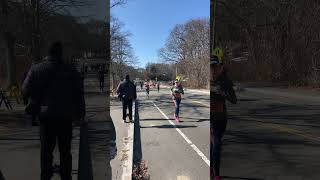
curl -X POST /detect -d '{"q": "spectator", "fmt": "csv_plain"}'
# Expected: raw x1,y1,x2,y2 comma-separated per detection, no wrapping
22,41,85,180
116,75,137,123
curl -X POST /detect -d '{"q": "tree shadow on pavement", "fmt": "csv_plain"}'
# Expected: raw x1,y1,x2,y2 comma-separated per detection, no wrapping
179,116,210,122
223,129,317,146
140,124,197,129
230,115,320,129
139,118,167,121
230,102,320,128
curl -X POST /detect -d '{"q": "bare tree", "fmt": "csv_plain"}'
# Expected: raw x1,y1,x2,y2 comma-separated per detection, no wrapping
111,0,127,8
110,16,136,88
218,0,320,87
158,18,210,88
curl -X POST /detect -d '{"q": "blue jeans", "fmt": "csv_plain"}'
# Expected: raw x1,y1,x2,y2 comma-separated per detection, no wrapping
174,99,181,116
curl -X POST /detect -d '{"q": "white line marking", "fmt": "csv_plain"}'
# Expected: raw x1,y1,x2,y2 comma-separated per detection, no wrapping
153,102,210,166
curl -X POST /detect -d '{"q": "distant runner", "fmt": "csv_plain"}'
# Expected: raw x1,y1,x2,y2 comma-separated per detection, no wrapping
145,81,150,98
140,81,143,90
171,80,184,122
157,82,160,93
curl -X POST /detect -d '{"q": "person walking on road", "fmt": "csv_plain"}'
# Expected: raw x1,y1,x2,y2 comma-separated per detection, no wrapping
140,81,143,90
145,81,150,98
22,42,85,180
98,66,105,93
210,55,237,180
157,82,160,93
171,80,184,122
116,75,137,123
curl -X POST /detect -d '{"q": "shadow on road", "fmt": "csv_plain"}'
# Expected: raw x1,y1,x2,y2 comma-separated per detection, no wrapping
140,124,197,129
0,169,5,180
133,100,143,166
179,116,210,122
221,176,264,180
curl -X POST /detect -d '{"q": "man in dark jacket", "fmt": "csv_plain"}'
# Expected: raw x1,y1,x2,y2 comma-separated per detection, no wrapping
116,75,137,123
210,55,237,180
22,41,85,180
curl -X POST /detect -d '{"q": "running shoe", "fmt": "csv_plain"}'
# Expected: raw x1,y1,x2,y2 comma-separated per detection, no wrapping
176,116,180,122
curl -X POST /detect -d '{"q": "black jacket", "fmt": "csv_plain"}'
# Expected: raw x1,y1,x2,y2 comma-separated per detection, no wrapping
211,70,237,116
116,80,137,100
22,56,85,120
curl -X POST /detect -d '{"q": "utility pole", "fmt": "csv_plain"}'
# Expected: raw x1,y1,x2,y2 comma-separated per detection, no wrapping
175,63,177,78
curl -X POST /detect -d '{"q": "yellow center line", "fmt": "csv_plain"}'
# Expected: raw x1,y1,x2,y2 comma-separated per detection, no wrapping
262,123,320,142
245,117,320,143
183,100,320,143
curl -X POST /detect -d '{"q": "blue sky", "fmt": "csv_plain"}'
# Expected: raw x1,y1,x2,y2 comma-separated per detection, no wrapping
112,0,209,68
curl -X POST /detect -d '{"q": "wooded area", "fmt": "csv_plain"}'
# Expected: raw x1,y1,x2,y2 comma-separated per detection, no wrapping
0,0,106,88
216,0,320,87
158,18,210,88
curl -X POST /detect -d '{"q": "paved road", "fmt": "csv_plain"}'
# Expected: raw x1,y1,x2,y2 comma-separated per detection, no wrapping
220,88,320,180
137,87,210,180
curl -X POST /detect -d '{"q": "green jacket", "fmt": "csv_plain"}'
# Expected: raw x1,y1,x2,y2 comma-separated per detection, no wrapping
171,85,184,99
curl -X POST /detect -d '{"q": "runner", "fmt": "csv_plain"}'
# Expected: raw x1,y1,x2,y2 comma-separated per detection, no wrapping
145,81,150,98
171,80,184,122
211,55,237,180
157,82,160,93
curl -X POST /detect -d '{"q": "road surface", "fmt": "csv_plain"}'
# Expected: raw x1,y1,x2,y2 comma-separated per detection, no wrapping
220,88,320,180
137,86,210,180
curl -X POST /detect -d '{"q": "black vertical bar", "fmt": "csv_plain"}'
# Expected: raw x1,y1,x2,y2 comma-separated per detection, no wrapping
78,123,93,180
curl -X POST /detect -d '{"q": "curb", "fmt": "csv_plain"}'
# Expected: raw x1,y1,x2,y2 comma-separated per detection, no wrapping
121,101,136,180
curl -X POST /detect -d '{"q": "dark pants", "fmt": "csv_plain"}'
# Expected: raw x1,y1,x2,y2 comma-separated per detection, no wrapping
122,98,133,120
40,118,73,180
99,79,104,91
174,99,181,116
211,114,227,177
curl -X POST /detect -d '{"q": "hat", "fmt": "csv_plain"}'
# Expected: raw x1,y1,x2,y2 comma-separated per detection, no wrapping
210,55,221,65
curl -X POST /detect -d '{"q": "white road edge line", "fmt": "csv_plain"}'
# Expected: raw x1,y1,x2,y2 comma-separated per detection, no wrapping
122,102,134,180
153,102,210,166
